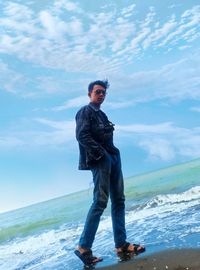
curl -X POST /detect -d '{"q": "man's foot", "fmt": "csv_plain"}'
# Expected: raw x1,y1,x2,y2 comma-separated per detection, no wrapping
116,242,145,261
74,246,103,266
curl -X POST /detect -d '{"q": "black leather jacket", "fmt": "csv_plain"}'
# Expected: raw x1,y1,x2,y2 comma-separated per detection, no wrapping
75,103,119,170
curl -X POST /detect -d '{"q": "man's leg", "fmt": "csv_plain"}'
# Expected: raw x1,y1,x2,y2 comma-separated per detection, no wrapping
110,154,126,248
110,154,146,257
79,153,111,249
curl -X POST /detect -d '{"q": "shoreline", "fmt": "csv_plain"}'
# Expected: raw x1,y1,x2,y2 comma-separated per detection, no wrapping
97,248,200,270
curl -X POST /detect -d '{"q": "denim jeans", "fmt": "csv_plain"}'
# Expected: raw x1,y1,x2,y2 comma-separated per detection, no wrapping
79,152,126,249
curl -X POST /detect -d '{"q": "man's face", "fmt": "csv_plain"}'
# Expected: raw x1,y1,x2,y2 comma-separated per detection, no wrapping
88,84,106,105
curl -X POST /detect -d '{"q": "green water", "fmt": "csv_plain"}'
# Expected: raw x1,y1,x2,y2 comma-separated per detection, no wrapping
0,158,200,243
125,158,200,201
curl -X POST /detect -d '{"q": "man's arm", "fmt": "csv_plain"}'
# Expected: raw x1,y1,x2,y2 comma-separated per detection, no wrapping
76,108,105,161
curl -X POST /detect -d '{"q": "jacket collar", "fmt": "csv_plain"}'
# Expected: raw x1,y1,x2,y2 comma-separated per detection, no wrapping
88,102,100,112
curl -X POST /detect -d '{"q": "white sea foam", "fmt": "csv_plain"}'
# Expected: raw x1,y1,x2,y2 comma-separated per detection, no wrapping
0,225,83,270
144,186,200,208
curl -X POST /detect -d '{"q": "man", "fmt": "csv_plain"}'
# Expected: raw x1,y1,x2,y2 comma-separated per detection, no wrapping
74,80,145,267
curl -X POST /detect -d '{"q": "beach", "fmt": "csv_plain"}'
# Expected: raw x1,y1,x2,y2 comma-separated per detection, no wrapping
98,249,200,270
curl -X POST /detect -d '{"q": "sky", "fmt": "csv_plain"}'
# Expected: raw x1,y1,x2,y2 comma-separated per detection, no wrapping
1,0,200,213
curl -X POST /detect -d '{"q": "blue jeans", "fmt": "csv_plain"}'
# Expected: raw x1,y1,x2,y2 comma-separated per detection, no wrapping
79,152,126,249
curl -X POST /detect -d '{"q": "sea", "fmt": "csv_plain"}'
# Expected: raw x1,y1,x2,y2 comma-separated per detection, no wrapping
0,159,200,270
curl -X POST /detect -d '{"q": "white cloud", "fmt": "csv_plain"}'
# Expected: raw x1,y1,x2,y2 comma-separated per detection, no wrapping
143,16,177,49
116,122,200,162
34,118,75,144
121,4,136,16
1,114,200,163
0,0,199,76
131,27,150,50
39,11,83,39
3,2,33,20
0,61,24,93
0,118,76,148
108,53,200,103
141,6,156,28
53,0,82,13
34,118,74,129
39,11,64,39
191,107,200,112
182,28,197,41
159,5,200,47
111,20,136,52
116,122,175,134
0,136,24,147
139,138,175,161
36,77,76,95
51,96,88,111
178,133,200,157
105,101,133,110
67,18,83,35
1,2,200,98
179,45,191,50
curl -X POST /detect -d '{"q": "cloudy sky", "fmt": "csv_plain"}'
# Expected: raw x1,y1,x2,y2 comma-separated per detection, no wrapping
1,0,200,213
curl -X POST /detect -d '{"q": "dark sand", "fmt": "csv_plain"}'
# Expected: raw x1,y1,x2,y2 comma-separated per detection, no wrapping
98,249,200,270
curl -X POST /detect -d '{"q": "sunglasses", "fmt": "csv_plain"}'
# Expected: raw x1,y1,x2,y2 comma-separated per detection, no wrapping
94,89,107,95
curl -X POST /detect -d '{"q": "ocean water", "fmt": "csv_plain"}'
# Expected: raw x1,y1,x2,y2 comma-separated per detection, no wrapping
0,159,200,270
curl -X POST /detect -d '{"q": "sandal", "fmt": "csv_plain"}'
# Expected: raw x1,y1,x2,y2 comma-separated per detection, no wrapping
131,243,146,255
74,249,103,269
116,242,145,262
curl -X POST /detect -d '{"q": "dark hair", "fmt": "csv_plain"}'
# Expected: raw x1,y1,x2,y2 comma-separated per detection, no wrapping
88,79,110,93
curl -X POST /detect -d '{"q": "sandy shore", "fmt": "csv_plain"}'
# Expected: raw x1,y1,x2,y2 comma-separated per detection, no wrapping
98,249,200,270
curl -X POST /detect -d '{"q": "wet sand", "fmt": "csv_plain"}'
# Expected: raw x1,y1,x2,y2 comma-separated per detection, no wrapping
98,249,200,270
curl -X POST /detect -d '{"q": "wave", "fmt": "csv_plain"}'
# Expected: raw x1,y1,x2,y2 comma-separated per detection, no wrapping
0,224,83,270
142,185,200,209
0,217,64,244
124,185,200,231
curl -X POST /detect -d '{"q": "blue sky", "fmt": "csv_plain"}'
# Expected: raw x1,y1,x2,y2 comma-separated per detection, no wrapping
1,0,200,213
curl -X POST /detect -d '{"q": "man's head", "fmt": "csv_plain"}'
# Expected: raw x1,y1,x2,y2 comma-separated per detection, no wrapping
88,80,109,106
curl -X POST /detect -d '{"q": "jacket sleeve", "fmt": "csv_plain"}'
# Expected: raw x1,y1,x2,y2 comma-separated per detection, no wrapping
75,108,105,160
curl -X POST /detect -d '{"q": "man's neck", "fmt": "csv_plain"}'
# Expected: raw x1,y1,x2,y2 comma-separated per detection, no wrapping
89,102,101,111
